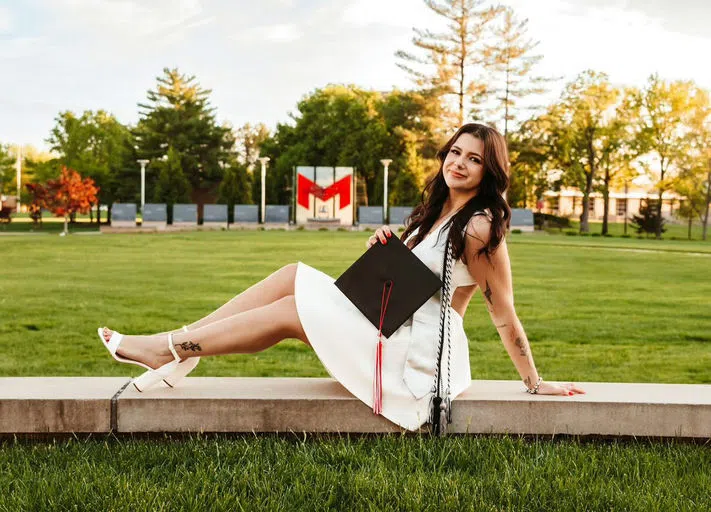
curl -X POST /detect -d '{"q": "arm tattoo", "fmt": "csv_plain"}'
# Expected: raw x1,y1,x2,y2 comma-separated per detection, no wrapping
514,336,528,357
484,280,493,306
177,340,202,352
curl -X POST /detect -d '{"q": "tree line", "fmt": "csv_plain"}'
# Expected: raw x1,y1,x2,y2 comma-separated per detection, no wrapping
0,0,709,238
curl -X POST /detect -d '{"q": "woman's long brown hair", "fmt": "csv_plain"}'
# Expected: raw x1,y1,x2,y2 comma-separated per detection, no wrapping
401,123,511,263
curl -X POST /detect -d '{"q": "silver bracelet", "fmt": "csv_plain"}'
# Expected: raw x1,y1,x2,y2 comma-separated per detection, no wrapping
525,377,543,394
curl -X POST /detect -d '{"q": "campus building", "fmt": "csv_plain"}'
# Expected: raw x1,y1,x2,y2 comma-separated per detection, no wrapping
540,184,685,221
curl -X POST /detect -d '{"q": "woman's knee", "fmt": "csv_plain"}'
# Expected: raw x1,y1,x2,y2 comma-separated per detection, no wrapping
273,294,309,344
277,263,298,295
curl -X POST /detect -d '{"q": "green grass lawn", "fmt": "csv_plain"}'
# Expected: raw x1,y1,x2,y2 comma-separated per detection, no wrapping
1,230,709,511
554,218,708,240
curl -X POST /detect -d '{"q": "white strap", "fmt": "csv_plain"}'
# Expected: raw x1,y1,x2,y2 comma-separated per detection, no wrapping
167,333,181,361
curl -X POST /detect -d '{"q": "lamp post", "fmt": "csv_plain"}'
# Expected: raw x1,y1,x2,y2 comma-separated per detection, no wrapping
16,145,22,213
258,157,270,224
624,179,629,236
380,159,392,224
137,159,149,214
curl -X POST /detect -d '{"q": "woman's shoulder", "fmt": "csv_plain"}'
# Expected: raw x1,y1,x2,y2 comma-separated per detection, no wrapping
464,209,492,247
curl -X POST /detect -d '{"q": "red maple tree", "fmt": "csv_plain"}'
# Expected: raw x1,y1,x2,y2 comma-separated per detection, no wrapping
29,167,99,235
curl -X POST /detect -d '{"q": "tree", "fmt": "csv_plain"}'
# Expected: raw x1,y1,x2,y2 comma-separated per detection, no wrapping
629,75,709,239
25,182,48,225
259,85,390,206
507,116,552,208
218,162,253,222
547,71,620,233
42,167,99,235
234,123,270,172
675,164,709,239
46,110,135,224
134,68,235,217
153,147,191,223
396,0,503,130
0,143,14,195
631,199,666,237
390,133,429,206
674,115,711,240
488,7,551,140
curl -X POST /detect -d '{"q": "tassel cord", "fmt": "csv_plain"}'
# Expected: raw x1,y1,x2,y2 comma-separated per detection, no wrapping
373,280,393,415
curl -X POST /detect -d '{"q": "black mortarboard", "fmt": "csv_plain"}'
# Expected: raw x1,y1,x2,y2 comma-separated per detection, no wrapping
334,234,442,338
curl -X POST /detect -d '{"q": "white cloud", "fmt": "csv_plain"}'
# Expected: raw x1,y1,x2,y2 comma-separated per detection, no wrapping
47,0,212,40
342,0,437,28
0,37,45,60
262,23,302,43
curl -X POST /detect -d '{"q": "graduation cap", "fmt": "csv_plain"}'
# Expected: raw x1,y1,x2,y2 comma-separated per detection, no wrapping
335,233,443,415
334,233,443,338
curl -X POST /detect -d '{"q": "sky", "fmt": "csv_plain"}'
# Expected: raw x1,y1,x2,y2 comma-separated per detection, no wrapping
1,0,711,151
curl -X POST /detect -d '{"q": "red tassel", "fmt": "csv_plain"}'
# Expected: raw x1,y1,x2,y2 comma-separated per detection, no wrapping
373,339,383,414
373,281,393,415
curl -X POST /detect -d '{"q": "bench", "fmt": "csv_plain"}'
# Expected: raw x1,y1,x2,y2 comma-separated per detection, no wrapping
1,378,709,438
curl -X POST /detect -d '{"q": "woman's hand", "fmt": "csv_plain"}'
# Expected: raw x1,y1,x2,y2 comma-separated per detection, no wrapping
365,225,393,248
532,380,586,396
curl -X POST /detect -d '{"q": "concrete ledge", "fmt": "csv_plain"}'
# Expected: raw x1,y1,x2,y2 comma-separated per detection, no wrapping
1,378,709,437
0,377,130,433
118,377,403,433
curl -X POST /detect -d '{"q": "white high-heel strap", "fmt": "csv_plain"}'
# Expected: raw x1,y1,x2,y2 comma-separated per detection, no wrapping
105,329,124,356
167,332,181,362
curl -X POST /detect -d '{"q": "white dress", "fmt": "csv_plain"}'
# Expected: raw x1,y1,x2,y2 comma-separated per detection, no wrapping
294,211,488,431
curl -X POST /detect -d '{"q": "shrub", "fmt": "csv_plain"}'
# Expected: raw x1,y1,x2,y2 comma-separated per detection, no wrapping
631,199,666,235
533,212,571,230
565,230,578,236
511,229,522,234
591,233,601,237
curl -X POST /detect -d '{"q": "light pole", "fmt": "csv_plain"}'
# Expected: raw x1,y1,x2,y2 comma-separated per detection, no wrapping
15,145,22,213
137,159,149,214
380,159,392,224
258,157,270,224
624,179,629,236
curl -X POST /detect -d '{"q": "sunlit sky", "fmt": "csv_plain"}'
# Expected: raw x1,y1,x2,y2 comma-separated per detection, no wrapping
1,0,710,151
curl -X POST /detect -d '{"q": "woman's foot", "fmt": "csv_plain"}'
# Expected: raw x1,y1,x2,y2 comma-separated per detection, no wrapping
101,328,178,370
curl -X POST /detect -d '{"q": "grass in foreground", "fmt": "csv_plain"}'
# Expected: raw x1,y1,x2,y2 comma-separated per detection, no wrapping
1,434,709,511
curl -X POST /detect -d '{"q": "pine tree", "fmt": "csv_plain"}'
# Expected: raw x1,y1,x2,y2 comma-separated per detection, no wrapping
396,0,503,130
631,199,666,236
153,147,191,223
488,7,551,140
135,68,234,212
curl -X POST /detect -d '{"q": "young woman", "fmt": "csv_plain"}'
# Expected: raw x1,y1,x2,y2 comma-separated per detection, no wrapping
99,123,585,431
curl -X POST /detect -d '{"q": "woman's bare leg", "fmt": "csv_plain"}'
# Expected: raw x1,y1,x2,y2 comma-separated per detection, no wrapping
153,263,299,336
107,295,310,370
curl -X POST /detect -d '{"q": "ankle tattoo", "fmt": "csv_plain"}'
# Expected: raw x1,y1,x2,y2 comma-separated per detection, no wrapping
177,340,202,353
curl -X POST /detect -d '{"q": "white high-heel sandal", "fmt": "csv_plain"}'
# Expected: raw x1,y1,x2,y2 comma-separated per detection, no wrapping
97,327,182,392
162,325,201,388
